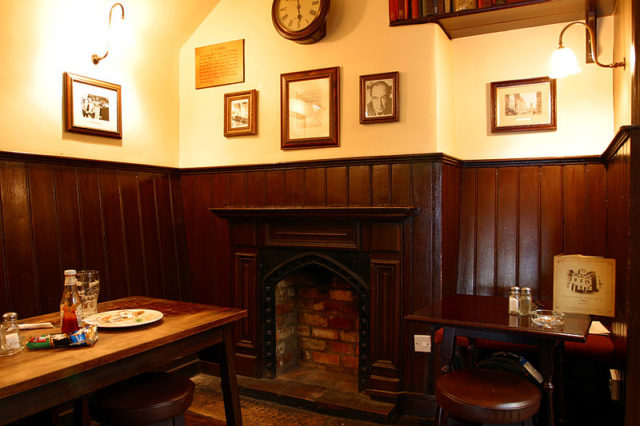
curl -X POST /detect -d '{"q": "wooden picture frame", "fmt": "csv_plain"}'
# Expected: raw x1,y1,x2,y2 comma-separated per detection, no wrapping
280,67,339,150
64,72,122,139
490,76,556,133
224,90,257,137
360,71,399,124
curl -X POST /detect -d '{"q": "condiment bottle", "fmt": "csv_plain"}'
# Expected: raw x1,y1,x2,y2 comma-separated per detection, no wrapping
508,286,520,315
0,312,23,355
519,287,532,316
60,269,82,334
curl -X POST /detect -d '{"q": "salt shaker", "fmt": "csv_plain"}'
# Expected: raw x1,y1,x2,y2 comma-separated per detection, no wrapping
508,286,520,315
519,287,532,316
0,312,23,355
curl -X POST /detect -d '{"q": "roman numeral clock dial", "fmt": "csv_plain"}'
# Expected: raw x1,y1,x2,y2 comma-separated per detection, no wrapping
271,0,330,44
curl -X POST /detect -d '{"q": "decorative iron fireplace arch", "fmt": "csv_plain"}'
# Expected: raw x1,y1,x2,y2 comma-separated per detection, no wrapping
261,251,370,390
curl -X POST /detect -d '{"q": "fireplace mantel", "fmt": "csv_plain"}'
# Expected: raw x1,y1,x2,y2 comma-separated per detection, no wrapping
209,206,418,220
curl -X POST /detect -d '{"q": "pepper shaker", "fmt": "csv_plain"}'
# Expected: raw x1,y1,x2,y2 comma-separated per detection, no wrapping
519,287,532,316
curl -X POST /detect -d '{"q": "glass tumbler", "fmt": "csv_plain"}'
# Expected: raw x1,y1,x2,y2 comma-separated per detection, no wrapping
76,270,100,322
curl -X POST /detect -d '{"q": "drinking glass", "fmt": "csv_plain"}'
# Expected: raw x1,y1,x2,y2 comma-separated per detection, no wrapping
76,270,100,321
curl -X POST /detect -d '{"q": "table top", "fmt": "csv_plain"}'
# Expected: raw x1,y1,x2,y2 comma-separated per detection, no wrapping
406,294,590,343
0,296,247,400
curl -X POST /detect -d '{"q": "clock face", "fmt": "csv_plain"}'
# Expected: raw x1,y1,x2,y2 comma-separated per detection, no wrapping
274,0,323,33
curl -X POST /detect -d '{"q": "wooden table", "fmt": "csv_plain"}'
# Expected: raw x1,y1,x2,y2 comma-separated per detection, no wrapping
0,296,247,425
406,294,591,426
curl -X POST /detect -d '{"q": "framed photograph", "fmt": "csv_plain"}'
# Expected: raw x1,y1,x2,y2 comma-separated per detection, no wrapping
224,90,257,137
64,72,122,139
360,71,398,124
553,254,616,317
490,76,556,133
280,67,339,150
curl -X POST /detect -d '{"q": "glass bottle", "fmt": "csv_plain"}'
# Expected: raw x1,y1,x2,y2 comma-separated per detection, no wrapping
519,287,532,316
508,286,520,315
0,312,23,355
60,269,82,334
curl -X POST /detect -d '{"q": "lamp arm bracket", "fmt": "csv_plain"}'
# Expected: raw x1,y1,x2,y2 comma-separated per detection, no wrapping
558,21,625,70
91,3,125,65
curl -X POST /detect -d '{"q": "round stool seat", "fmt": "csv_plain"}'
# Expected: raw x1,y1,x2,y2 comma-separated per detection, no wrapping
436,369,540,424
89,372,195,425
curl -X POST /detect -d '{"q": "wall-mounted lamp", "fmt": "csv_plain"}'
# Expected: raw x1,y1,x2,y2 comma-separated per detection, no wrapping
91,3,125,65
549,20,626,78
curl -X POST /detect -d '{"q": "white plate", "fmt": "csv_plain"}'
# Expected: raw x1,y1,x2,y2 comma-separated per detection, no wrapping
83,309,163,328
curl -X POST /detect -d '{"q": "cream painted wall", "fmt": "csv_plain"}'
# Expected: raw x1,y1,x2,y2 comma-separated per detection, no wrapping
179,0,447,168
613,0,633,128
452,19,615,160
0,0,204,167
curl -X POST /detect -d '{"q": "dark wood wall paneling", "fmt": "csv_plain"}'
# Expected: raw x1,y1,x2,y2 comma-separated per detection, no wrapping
454,159,606,304
0,154,189,317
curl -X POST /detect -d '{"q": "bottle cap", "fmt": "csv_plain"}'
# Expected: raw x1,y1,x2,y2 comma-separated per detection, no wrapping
510,286,520,292
2,312,18,322
64,269,77,276
522,287,532,294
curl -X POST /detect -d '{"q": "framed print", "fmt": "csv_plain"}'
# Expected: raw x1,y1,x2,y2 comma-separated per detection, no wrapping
553,254,616,317
360,71,398,124
281,67,339,150
490,76,556,133
64,72,122,139
224,90,257,137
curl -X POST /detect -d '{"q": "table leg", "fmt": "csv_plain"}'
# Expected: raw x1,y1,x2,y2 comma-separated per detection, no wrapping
539,340,555,426
217,325,243,425
440,327,456,374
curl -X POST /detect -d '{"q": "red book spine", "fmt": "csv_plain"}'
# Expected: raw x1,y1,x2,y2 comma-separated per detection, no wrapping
398,0,405,19
389,0,398,21
404,0,410,18
412,0,420,18
478,0,491,6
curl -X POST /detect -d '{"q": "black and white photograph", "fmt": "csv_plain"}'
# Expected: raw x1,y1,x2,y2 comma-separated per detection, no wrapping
360,72,398,124
64,72,122,139
224,90,257,137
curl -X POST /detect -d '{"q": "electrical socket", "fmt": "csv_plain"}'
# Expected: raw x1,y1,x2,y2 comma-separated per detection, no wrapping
414,335,431,353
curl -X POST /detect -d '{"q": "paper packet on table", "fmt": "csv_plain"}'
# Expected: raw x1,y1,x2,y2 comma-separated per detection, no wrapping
26,324,99,349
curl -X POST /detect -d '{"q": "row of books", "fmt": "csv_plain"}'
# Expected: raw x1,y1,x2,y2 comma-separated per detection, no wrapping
389,0,527,21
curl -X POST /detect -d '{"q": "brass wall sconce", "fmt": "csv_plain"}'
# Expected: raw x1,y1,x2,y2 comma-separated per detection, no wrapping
92,3,126,65
549,19,626,78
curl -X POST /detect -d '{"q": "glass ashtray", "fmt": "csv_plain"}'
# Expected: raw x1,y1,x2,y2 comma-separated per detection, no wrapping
531,309,565,328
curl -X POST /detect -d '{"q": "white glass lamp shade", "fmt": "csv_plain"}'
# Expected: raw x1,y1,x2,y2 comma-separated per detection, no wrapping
549,46,582,79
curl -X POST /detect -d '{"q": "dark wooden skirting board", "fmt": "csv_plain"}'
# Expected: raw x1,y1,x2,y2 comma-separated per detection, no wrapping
0,127,638,421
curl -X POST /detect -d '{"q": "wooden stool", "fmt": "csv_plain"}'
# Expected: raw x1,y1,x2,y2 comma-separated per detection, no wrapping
89,372,195,426
435,369,540,425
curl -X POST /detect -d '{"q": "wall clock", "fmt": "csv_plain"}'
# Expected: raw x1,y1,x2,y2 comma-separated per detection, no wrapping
271,0,330,44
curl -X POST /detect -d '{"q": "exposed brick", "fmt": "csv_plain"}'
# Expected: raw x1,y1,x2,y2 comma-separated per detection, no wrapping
278,325,295,341
313,351,341,366
322,300,342,313
299,312,327,327
312,327,339,340
330,341,355,354
312,301,325,311
328,316,354,330
297,324,310,336
331,277,350,289
340,330,359,343
276,300,295,315
330,289,355,302
298,287,324,299
341,355,358,370
301,337,326,351
341,302,358,315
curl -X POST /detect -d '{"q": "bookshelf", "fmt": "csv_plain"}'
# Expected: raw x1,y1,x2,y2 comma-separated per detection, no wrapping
389,0,615,39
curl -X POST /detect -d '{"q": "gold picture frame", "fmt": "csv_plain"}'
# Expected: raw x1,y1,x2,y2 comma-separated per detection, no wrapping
224,90,258,137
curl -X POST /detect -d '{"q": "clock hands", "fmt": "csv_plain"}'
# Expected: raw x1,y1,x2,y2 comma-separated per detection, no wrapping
296,0,302,29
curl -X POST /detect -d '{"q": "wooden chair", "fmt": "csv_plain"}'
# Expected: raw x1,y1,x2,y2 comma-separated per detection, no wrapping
89,372,195,426
435,369,541,426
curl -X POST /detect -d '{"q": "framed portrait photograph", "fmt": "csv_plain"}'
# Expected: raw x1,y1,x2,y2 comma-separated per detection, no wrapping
280,67,339,150
224,90,257,137
360,71,398,124
63,72,122,139
490,76,556,133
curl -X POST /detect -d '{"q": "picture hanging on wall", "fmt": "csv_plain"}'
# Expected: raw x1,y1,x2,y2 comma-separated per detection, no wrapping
64,72,122,139
490,76,556,133
359,71,399,124
280,66,339,150
224,90,258,137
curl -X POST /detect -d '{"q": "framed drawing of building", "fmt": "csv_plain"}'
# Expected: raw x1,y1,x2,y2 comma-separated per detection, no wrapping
553,254,615,317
